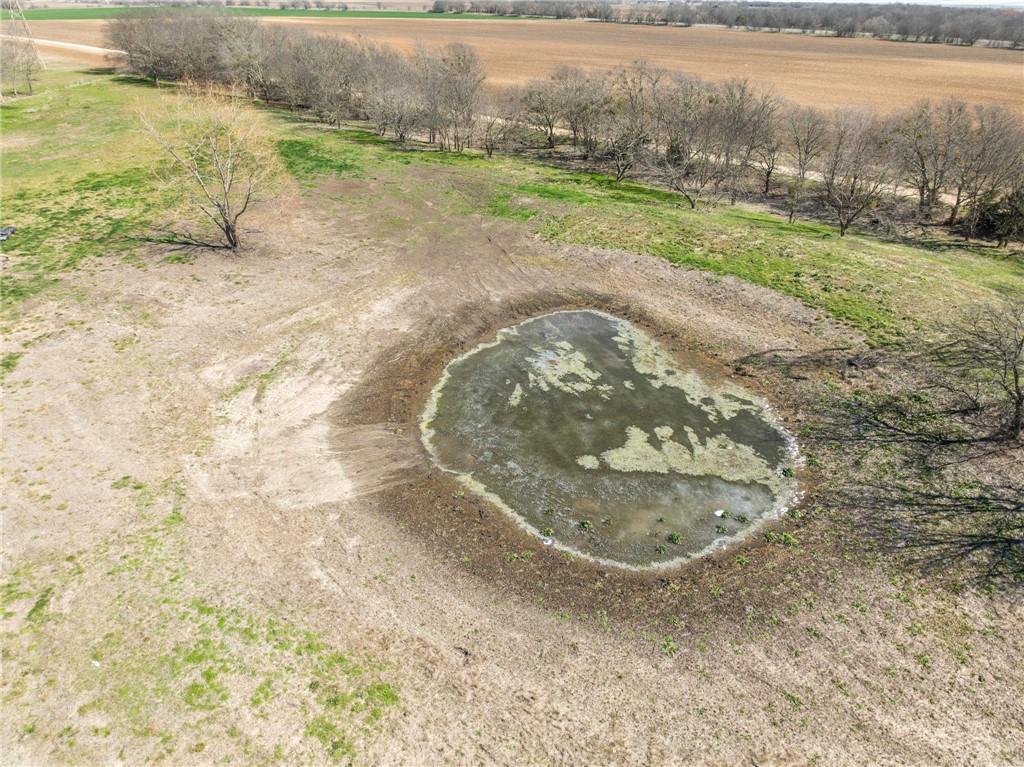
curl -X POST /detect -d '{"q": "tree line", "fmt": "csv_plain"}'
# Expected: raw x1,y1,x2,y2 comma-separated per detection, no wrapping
431,0,1024,48
108,10,1024,244
77,0,1024,47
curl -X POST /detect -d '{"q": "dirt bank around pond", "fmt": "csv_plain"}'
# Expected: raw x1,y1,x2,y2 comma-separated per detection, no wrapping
337,283,821,620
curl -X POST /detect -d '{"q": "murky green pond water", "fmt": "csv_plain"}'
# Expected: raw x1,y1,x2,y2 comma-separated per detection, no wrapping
421,311,798,569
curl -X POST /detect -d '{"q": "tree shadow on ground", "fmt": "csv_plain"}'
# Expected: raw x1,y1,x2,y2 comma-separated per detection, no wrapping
849,477,1023,588
141,231,234,255
737,344,1023,589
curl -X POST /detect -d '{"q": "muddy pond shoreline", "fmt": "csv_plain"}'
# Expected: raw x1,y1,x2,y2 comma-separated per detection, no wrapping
336,290,833,627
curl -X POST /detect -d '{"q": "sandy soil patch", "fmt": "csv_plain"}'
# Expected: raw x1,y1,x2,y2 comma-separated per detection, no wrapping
35,38,112,67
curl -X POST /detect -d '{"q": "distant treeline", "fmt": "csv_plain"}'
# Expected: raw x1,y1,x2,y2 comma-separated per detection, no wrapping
28,0,1024,47
431,1,1024,47
108,10,1024,244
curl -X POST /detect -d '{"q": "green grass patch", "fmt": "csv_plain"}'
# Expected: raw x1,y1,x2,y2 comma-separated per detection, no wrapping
486,194,539,221
333,128,394,145
277,137,363,181
1,580,32,608
305,717,356,761
1,76,176,314
516,181,595,205
0,352,23,380
469,167,1022,344
223,351,291,401
26,587,54,622
393,147,493,166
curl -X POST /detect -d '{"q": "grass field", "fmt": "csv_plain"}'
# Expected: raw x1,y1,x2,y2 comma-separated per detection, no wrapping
479,170,1022,344
3,67,1023,767
26,16,1024,111
0,74,176,312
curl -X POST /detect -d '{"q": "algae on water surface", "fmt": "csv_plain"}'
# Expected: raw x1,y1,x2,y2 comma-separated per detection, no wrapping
421,311,798,569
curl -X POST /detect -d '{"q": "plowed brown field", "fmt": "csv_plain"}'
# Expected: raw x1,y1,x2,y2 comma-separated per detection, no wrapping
31,17,1024,112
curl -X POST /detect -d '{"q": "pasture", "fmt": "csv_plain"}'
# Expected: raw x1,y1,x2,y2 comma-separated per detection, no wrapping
2,34,1022,767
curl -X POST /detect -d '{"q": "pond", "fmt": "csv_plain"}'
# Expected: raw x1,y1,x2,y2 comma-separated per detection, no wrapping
421,311,799,569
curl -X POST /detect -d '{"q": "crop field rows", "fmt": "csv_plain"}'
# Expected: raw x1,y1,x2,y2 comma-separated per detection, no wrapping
24,16,1024,111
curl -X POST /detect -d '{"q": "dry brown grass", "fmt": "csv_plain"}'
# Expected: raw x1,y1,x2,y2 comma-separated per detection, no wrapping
32,17,1024,112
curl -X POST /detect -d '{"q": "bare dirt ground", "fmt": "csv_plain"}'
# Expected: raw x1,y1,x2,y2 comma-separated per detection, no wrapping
4,130,1023,765
29,18,1024,112
32,38,114,67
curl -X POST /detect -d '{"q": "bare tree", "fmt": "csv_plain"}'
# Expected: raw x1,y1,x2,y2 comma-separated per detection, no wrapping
600,111,644,182
107,10,182,85
356,38,421,140
222,16,275,99
273,31,355,117
783,105,828,223
753,94,784,195
107,10,233,86
947,105,1024,238
933,294,1024,441
711,78,779,202
173,13,235,84
978,168,1024,248
599,61,660,181
817,109,891,236
480,85,525,157
139,84,281,249
415,42,485,152
890,98,970,219
798,297,1024,475
653,75,719,208
0,37,41,96
550,66,607,157
522,77,560,149
231,24,302,105
437,43,485,153
413,42,445,145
